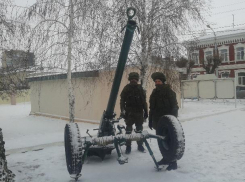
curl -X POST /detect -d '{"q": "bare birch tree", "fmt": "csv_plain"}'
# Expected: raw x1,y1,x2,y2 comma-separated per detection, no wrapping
25,0,105,122
98,0,207,90
0,0,31,100
0,0,14,47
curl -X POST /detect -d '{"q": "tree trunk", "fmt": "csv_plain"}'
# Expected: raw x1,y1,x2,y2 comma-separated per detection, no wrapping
67,0,75,123
140,0,150,90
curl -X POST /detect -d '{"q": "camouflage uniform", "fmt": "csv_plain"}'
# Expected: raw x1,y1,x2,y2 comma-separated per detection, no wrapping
120,73,148,147
149,72,179,130
148,72,179,170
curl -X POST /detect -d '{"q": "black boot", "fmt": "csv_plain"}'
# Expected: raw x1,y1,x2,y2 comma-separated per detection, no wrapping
166,161,177,171
157,158,169,165
137,145,145,152
125,146,131,154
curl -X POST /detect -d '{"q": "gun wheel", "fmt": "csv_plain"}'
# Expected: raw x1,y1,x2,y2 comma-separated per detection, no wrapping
156,115,185,163
64,123,83,178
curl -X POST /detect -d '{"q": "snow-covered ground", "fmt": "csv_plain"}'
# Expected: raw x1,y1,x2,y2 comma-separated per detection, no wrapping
1,100,245,182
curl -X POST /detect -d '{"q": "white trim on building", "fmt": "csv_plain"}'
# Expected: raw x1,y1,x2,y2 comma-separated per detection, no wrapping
217,63,245,70
197,28,245,48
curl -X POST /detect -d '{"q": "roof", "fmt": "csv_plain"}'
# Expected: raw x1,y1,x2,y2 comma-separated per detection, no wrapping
197,27,245,47
26,70,99,82
199,27,245,40
198,27,245,40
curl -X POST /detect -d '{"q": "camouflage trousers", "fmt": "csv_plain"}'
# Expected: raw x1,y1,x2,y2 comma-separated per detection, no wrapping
125,111,144,147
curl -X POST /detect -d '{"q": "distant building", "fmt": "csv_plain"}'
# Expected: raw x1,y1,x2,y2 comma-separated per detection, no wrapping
0,50,34,105
27,68,181,122
189,28,245,81
1,50,35,69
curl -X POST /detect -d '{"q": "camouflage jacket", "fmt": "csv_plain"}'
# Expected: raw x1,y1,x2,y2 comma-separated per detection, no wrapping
149,84,178,123
120,83,148,113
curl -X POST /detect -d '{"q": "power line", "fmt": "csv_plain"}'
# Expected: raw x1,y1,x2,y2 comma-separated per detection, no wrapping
203,7,245,16
180,28,245,36
214,7,245,15
211,1,245,9
8,4,30,9
181,22,245,35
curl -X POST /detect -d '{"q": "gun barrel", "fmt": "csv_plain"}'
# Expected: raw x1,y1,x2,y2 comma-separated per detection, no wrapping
97,8,138,137
105,19,137,119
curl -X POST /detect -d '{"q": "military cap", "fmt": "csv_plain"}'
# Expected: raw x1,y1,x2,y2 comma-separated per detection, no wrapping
128,72,139,81
151,72,166,83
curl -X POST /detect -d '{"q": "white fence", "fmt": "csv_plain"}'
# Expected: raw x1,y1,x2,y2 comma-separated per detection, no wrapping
181,78,235,99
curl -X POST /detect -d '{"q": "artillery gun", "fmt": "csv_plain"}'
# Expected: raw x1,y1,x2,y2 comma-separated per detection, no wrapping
64,7,185,181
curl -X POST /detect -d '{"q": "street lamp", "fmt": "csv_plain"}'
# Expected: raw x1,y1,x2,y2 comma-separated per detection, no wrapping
207,25,218,56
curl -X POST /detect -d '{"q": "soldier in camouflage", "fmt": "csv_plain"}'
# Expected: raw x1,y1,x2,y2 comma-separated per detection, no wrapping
120,72,148,154
148,72,179,170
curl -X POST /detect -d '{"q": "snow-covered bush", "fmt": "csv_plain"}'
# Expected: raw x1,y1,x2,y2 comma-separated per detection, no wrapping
0,128,15,182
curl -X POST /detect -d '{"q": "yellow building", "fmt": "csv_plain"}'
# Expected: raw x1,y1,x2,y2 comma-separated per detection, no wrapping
27,68,181,123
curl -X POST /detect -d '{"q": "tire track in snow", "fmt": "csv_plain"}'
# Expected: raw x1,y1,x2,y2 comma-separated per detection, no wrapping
6,141,64,155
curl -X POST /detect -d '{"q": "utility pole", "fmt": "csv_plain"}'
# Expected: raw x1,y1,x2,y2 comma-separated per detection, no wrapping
207,25,218,56
207,25,219,76
232,14,234,28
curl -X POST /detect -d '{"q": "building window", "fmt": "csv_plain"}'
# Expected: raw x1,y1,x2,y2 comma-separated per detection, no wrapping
236,47,244,61
192,53,199,65
204,51,213,63
219,70,230,78
220,49,228,62
221,72,230,78
218,45,230,62
238,72,245,86
191,73,200,79
234,43,245,62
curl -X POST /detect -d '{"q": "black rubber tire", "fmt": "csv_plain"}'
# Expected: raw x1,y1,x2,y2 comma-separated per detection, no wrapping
64,123,83,177
156,115,185,163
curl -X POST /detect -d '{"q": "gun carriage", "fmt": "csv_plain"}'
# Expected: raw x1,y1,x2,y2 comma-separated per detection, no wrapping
64,7,185,181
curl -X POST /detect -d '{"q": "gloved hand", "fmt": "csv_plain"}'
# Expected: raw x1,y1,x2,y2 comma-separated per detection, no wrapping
148,119,153,130
120,110,126,119
144,111,148,119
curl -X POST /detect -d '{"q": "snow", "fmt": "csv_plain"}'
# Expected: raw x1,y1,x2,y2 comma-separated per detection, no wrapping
165,115,185,157
198,26,245,41
0,100,245,182
166,115,184,142
67,123,81,153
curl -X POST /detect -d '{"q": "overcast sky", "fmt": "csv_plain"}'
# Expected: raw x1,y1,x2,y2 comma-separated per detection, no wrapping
13,0,245,38
197,0,245,35
14,0,36,7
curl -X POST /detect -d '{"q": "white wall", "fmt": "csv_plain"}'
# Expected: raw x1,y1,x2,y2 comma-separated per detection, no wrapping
30,69,181,123
182,77,235,99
